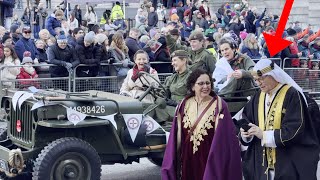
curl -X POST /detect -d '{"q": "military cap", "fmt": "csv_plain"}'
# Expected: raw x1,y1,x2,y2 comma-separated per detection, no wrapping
171,50,189,58
189,31,205,41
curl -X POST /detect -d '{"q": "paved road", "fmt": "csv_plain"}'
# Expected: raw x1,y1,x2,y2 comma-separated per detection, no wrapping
101,158,161,180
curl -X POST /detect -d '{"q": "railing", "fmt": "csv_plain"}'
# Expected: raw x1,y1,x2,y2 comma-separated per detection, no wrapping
0,64,73,92
2,59,320,96
251,58,282,69
282,59,320,94
283,57,309,69
0,62,173,94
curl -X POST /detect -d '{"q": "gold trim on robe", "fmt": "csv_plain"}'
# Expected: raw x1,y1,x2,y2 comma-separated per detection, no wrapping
182,98,217,154
258,85,290,171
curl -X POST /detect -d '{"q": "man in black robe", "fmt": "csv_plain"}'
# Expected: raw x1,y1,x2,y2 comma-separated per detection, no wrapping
240,59,319,180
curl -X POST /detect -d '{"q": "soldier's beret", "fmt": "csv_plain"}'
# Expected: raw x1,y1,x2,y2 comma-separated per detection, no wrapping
189,31,205,41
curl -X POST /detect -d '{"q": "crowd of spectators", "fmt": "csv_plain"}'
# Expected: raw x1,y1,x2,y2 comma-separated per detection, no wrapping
0,0,320,92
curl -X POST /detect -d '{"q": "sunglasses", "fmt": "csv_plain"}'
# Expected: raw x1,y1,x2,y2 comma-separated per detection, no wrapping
24,31,32,34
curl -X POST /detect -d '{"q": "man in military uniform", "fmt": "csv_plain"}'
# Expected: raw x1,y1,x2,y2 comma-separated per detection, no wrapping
165,25,216,75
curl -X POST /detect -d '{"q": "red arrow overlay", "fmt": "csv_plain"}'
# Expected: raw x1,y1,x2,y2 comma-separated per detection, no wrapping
263,0,294,57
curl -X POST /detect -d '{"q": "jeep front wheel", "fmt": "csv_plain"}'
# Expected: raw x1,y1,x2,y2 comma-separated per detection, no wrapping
148,157,163,167
32,137,101,180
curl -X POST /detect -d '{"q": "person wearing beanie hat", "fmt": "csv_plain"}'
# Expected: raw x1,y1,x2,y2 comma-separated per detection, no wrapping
75,31,101,82
1,33,13,46
241,33,262,59
10,24,19,34
84,31,95,45
47,29,80,91
95,33,108,45
165,24,216,75
57,30,68,44
239,31,248,40
17,51,39,89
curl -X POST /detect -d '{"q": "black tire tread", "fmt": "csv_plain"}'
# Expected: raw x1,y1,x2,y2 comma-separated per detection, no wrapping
32,137,101,180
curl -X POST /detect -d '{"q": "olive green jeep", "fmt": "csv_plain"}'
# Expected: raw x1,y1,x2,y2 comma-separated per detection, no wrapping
0,81,250,179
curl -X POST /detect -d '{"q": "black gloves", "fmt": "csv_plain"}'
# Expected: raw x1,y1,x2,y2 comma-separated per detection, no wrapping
63,62,73,73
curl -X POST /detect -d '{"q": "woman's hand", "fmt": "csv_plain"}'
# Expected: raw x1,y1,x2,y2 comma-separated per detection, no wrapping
247,123,263,139
232,70,243,79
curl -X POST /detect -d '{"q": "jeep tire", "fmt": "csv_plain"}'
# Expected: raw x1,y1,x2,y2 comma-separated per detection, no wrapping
32,137,101,180
148,157,163,167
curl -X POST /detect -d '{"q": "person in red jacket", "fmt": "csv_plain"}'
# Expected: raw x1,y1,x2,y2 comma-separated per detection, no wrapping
17,51,39,89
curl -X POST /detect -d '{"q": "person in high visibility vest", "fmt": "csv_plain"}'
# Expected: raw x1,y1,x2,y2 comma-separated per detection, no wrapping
111,1,124,21
205,34,218,60
100,9,111,27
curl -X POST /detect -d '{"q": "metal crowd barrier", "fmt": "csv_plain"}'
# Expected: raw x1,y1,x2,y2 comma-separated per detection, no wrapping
282,59,320,95
0,62,173,95
0,64,72,92
72,63,172,93
283,57,309,69
251,58,282,69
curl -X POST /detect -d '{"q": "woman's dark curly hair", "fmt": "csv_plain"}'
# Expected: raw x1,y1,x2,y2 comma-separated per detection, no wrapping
186,69,216,98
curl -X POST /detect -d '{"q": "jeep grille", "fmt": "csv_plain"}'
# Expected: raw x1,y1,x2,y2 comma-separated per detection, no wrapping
9,102,33,144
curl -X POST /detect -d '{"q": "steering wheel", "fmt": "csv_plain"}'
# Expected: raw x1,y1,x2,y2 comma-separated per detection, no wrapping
138,71,168,99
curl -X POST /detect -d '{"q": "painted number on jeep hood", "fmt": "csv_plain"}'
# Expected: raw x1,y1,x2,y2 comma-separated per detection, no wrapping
71,105,106,114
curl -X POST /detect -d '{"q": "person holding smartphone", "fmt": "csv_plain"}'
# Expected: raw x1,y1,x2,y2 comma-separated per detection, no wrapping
240,59,319,180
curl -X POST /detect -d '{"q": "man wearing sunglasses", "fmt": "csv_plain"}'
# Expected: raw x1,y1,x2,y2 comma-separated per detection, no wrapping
240,59,319,180
14,26,37,61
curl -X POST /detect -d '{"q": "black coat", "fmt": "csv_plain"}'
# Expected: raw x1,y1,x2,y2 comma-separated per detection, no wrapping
147,12,158,27
36,48,48,63
153,48,172,73
75,37,102,77
48,44,79,77
241,87,319,180
73,9,82,26
229,22,245,37
125,37,142,61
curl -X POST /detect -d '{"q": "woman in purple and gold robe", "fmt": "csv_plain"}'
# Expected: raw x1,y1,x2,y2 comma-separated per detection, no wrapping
161,69,242,180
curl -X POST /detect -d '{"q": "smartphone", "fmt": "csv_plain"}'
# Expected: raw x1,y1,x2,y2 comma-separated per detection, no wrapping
241,124,251,132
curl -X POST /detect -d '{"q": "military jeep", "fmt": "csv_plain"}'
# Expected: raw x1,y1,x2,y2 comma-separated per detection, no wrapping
0,80,250,179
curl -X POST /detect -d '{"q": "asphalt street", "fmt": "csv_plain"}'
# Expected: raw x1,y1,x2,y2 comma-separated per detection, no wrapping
102,158,161,180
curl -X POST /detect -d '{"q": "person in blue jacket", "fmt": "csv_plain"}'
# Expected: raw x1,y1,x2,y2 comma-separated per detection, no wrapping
14,26,37,61
45,9,64,37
